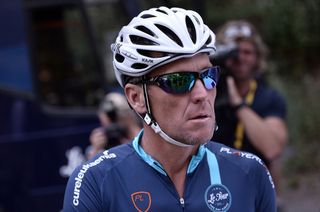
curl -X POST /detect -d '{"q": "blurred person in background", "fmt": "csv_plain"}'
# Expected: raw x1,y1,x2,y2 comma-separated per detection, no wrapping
212,20,288,209
86,92,142,159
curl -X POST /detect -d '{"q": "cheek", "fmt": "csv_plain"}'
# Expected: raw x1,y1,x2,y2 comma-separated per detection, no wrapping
159,97,184,119
149,91,186,121
242,53,258,65
247,55,257,64
211,88,217,100
210,90,217,113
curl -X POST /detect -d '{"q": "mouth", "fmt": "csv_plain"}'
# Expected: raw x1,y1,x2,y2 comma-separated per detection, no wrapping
189,114,210,120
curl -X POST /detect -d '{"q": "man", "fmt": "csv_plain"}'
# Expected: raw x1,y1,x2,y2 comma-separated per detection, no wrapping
63,7,276,211
212,20,287,206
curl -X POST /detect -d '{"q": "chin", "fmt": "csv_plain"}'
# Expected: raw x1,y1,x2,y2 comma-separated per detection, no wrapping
195,122,214,137
195,129,214,144
172,122,215,145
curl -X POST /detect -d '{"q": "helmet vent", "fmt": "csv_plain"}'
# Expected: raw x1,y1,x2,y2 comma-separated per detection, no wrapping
135,25,155,37
115,54,125,62
156,8,168,15
186,16,197,44
192,15,201,25
141,14,156,19
130,35,159,46
154,24,183,47
131,63,148,69
205,35,212,45
137,49,166,58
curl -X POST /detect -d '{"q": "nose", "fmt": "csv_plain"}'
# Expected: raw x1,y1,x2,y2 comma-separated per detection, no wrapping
190,79,209,102
238,50,247,61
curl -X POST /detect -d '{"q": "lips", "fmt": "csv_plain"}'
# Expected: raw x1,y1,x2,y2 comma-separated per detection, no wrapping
189,114,210,120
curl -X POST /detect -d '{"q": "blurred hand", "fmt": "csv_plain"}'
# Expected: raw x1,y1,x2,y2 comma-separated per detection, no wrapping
226,76,243,107
89,127,107,150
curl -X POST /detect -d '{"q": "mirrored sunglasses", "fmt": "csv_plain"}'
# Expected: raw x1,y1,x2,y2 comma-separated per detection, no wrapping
143,66,220,94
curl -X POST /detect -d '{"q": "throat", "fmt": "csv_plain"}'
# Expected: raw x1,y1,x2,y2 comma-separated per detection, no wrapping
167,167,187,198
236,79,252,97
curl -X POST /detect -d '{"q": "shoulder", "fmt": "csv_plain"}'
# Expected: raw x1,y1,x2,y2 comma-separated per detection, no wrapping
206,141,264,165
81,143,135,175
256,82,286,103
205,141,274,186
254,82,287,118
205,142,276,211
63,143,136,210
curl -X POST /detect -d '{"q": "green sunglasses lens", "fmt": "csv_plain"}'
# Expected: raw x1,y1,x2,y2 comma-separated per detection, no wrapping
158,73,195,94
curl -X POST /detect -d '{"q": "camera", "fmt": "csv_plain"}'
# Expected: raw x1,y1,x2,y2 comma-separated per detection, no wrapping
210,43,239,108
99,99,118,123
210,43,239,69
104,123,128,149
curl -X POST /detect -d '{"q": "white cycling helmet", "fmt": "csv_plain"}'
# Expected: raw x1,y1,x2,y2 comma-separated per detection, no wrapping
111,6,216,87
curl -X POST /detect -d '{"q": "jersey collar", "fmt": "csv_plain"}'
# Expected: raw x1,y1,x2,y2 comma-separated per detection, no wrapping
132,130,206,176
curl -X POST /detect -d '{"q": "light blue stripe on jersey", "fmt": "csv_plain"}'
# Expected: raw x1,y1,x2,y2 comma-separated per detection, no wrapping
187,144,206,174
206,148,221,184
132,130,207,175
133,130,167,175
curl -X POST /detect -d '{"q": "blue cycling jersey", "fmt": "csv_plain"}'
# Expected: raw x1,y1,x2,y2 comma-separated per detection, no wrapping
63,130,276,211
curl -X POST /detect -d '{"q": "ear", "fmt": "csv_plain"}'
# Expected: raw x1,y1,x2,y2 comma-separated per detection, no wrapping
124,84,146,114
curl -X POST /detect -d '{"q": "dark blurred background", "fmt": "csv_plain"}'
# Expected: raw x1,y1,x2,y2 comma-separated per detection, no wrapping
0,0,319,211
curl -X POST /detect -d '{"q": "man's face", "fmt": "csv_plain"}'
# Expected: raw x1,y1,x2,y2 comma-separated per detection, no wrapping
226,40,258,81
146,53,216,145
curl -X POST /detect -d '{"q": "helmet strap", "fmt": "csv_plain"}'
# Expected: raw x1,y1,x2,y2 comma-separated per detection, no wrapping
141,80,192,147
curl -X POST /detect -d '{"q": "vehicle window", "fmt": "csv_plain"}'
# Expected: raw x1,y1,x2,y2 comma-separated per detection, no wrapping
85,1,128,86
31,4,104,108
29,1,168,109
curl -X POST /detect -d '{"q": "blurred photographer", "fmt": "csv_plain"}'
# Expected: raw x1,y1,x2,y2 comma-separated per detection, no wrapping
212,20,288,206
86,92,142,159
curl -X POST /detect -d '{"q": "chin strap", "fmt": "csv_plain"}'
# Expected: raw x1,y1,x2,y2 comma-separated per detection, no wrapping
141,82,192,148
144,113,192,147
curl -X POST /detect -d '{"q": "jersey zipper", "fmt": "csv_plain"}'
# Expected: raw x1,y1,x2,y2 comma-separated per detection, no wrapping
179,173,190,211
163,174,186,211
180,197,185,209
157,163,188,211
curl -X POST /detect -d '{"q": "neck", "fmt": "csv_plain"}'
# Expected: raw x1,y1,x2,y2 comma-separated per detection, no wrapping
235,78,253,97
127,125,142,140
141,127,198,197
141,127,197,171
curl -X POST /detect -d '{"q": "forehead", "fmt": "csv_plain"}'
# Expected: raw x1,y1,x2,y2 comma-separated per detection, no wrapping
149,53,211,76
236,39,256,48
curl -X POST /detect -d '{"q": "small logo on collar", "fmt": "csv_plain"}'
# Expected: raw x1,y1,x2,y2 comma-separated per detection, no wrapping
131,191,152,212
205,184,232,211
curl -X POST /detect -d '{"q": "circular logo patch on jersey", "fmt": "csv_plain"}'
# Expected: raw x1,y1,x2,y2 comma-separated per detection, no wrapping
205,184,232,211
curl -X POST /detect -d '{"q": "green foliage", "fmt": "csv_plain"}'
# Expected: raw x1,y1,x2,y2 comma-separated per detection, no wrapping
271,75,320,174
286,77,320,174
204,0,320,77
262,0,320,77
